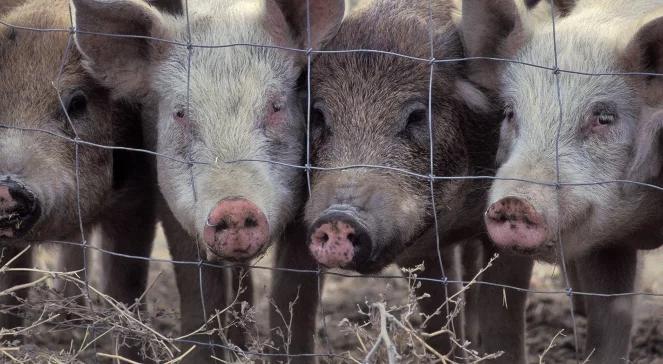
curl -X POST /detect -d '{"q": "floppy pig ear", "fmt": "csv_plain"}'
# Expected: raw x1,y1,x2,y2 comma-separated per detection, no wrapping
72,0,171,98
148,0,183,15
272,0,344,50
621,16,663,106
0,0,26,16
460,0,522,91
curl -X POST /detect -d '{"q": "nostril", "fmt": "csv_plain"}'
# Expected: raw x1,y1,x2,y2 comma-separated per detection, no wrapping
216,219,229,231
244,216,258,228
347,233,357,245
320,233,329,243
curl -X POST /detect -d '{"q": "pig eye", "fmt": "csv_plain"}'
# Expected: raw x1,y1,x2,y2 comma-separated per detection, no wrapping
65,90,88,118
597,113,615,125
174,109,187,125
406,109,427,129
504,106,514,122
272,101,284,113
399,102,427,139
310,107,326,131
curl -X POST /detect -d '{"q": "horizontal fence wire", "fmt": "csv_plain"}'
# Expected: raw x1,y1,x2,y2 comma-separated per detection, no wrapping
1,0,662,362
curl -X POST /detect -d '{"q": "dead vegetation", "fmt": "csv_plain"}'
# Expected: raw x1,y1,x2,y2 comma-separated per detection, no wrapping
0,245,505,363
0,243,661,363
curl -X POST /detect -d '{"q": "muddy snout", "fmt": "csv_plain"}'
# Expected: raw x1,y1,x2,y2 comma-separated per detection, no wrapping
308,211,372,269
203,198,269,260
0,178,40,239
484,196,548,251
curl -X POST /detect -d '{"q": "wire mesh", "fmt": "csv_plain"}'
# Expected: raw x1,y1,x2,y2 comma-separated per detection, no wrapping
0,0,661,363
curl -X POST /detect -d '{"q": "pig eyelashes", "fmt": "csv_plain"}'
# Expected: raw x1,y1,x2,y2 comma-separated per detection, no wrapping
584,102,619,136
587,112,616,135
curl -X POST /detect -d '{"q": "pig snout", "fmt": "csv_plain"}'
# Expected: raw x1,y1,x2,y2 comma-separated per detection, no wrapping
308,212,371,269
203,198,269,260
0,178,40,239
485,196,548,251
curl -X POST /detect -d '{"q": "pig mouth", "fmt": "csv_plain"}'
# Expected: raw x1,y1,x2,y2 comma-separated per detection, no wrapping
495,240,557,262
0,210,39,240
205,244,268,263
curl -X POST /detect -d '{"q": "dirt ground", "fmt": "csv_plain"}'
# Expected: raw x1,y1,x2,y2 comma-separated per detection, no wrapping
17,227,663,363
131,228,663,363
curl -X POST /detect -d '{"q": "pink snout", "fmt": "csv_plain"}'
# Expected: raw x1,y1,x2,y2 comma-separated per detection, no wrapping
485,197,548,250
203,198,269,260
309,220,359,268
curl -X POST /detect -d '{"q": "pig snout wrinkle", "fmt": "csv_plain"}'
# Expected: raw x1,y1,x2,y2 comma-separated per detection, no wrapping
485,196,548,251
308,212,371,269
203,198,269,260
0,178,40,239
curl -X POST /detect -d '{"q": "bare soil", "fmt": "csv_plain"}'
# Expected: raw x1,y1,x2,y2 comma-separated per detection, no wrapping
140,229,663,363
20,228,663,363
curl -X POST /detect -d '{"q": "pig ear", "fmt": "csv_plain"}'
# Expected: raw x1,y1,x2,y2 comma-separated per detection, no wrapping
621,16,663,105
455,79,491,113
147,0,183,15
71,0,171,98
627,109,663,183
0,0,25,16
460,0,523,91
270,0,344,50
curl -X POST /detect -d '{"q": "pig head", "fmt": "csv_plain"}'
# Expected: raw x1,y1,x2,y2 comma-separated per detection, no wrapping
0,0,121,242
72,0,344,261
461,0,663,260
304,0,497,273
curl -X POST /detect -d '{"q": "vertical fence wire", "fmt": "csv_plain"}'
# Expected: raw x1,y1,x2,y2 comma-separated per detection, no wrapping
548,1,581,362
61,3,98,360
426,0,455,352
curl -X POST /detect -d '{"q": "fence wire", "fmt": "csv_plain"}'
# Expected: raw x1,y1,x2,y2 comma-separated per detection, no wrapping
0,0,662,363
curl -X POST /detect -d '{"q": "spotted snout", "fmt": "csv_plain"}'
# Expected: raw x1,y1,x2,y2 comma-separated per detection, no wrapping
0,177,40,239
308,211,372,269
203,198,269,260
484,196,548,251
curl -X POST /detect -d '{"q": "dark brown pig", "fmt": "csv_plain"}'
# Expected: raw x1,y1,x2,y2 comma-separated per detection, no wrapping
271,0,504,359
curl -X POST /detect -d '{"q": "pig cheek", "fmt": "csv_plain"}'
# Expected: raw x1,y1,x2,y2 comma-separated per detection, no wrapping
266,110,286,129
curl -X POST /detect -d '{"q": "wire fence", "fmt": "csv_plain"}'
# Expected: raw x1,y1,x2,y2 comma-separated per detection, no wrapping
0,0,662,363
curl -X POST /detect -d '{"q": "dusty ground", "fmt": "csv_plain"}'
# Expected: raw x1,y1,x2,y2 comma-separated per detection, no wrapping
143,229,663,363
15,228,663,363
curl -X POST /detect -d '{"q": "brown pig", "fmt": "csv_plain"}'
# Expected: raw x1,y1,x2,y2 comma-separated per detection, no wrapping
0,0,156,337
270,0,506,360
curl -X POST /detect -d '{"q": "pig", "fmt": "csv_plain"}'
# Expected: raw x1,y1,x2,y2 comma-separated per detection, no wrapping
462,0,663,362
270,0,507,359
0,0,156,335
71,0,344,361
